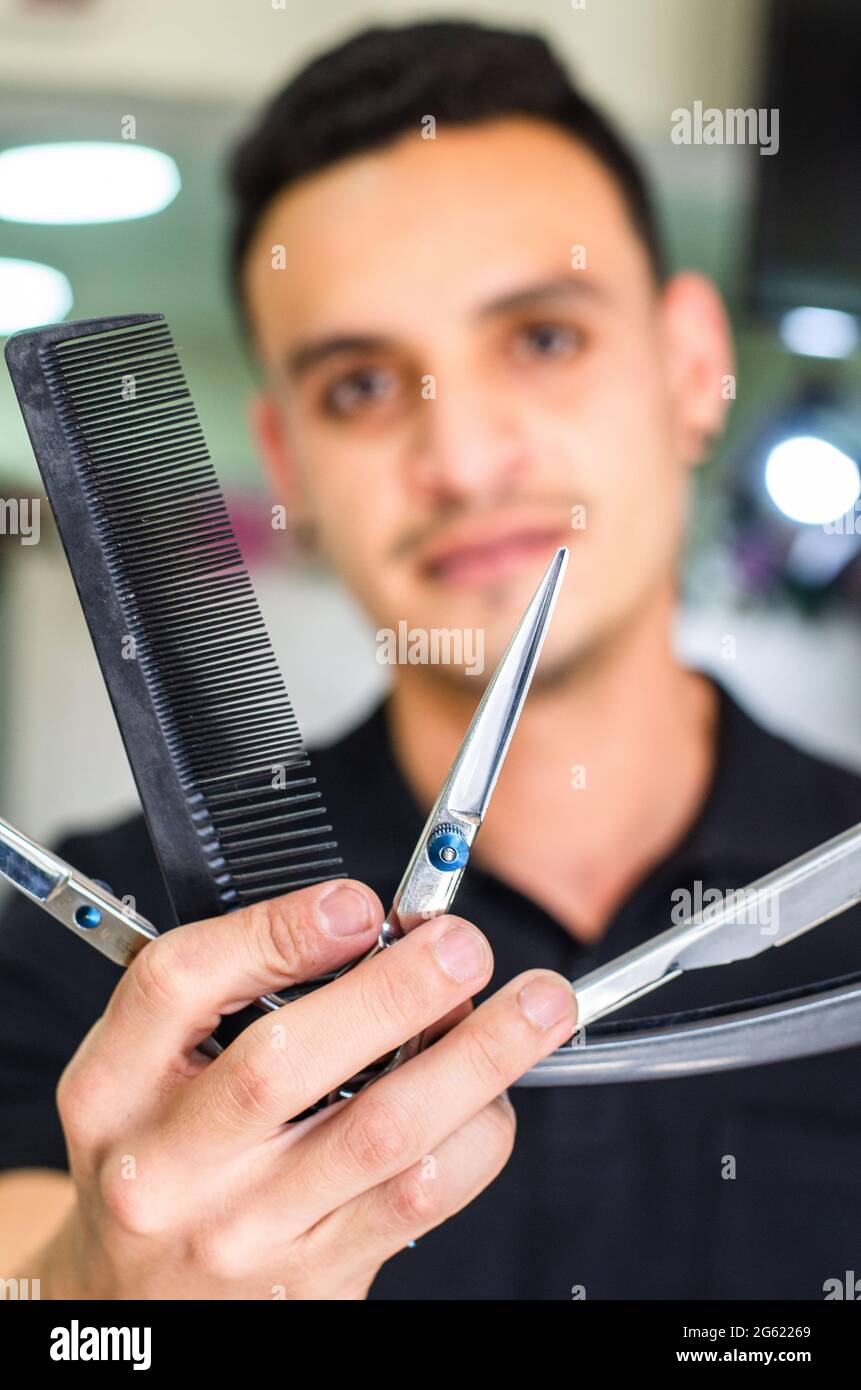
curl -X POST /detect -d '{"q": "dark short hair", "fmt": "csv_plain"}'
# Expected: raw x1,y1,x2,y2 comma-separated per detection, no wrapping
227,19,666,329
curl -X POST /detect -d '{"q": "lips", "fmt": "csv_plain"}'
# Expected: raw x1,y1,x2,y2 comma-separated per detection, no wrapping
419,524,567,585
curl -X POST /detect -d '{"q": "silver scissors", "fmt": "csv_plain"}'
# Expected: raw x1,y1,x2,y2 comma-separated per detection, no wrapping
524,819,861,1085
5,789,861,1089
0,547,569,1091
319,544,570,1098
4,540,861,1088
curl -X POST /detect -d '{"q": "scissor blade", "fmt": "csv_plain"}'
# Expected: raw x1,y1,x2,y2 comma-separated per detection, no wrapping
0,813,158,967
677,819,861,967
0,818,64,902
572,821,861,1026
444,545,569,820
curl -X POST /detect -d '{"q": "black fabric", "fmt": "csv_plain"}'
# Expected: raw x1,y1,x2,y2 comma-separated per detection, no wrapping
1,681,860,1299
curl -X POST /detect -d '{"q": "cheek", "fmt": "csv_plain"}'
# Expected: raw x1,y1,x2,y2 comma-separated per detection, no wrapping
315,478,375,556
554,354,687,582
297,448,402,582
522,329,678,478
582,347,680,500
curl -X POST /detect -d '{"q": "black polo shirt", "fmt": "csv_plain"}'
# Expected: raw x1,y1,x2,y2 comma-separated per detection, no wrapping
1,681,860,1299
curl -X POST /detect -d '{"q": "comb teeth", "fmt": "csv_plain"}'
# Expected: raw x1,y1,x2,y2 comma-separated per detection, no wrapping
7,315,344,921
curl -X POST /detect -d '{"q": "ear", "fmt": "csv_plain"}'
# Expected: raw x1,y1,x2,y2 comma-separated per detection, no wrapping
660,271,735,467
248,390,304,519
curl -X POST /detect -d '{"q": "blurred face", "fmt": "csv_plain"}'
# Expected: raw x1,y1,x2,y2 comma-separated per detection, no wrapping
244,117,730,686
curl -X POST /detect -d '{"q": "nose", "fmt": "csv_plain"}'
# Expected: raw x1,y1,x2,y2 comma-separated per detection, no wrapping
407,375,530,502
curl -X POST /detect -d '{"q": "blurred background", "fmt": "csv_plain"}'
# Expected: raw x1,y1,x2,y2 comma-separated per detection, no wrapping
0,0,860,843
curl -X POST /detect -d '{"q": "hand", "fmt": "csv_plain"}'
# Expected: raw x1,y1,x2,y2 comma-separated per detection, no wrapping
44,879,577,1299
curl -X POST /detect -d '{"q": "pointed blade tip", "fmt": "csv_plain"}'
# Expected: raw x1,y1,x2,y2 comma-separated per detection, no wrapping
541,544,569,598
549,544,569,578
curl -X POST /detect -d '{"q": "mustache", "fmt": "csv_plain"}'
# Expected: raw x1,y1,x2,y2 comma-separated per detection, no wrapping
388,494,581,562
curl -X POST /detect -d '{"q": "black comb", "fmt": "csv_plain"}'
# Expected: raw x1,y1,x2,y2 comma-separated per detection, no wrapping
5,313,345,927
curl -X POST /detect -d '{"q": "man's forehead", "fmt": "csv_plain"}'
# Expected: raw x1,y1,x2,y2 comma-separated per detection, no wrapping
243,117,644,352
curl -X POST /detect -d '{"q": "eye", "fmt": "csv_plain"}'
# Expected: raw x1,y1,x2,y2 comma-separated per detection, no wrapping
322,364,399,419
512,321,582,362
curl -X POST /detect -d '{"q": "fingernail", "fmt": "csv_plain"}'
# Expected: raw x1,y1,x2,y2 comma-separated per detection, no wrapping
319,886,375,937
518,978,576,1029
433,925,488,982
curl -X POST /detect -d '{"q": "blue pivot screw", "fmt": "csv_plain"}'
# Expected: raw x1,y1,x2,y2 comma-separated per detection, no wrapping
427,823,470,872
74,880,114,930
74,903,103,929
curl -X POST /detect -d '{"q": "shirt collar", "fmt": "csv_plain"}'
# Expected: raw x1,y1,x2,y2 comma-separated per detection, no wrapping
316,676,811,905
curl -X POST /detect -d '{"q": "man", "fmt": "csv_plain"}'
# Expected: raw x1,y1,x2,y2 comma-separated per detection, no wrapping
1,21,859,1300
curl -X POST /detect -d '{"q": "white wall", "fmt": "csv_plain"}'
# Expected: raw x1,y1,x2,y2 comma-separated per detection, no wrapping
0,0,766,121
677,606,861,776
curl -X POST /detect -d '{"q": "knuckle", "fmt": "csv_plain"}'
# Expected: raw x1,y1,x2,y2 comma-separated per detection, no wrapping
55,1049,110,1150
386,1164,441,1228
341,1093,419,1178
460,1021,510,1089
55,1060,91,1141
188,1226,252,1284
129,935,187,1015
252,1014,316,1102
98,1162,161,1237
246,895,313,981
362,956,425,1035
223,1050,283,1125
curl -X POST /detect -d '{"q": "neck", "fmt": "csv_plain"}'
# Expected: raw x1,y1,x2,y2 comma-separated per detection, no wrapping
386,590,719,944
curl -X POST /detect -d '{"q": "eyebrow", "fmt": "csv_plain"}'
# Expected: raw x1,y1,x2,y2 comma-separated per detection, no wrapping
473,274,607,319
285,333,395,381
283,275,605,381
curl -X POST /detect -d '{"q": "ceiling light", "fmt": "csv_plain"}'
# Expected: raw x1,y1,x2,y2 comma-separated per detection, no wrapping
764,435,861,525
0,258,73,335
0,142,180,224
779,307,860,359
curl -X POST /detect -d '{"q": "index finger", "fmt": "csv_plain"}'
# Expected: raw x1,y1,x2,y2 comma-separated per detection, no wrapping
92,879,384,1088
174,913,493,1155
